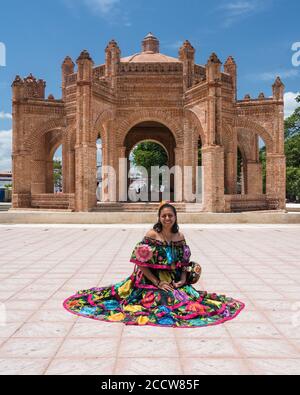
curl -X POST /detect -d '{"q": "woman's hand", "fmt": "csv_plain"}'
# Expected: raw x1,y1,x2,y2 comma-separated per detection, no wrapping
172,280,186,289
158,281,174,292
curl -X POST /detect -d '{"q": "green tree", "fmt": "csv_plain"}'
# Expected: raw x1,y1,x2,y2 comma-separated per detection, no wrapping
286,167,300,201
259,94,300,201
259,146,267,194
132,142,168,173
132,142,169,193
284,94,300,139
53,159,62,192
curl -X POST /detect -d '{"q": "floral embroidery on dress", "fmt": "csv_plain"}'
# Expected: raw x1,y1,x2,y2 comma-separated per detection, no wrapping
64,237,245,328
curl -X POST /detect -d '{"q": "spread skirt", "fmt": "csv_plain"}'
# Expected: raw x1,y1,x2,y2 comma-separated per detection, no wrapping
63,273,245,328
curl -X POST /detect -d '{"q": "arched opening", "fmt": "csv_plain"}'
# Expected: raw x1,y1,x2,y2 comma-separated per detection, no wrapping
128,141,169,202
197,138,203,201
53,145,63,193
96,134,103,202
237,147,245,194
237,129,267,196
124,121,176,202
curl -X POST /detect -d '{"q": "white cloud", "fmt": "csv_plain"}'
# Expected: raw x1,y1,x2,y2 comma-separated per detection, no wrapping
0,130,12,172
257,69,299,82
0,111,12,120
218,0,270,27
64,0,131,26
84,0,120,15
284,92,299,119
164,41,183,51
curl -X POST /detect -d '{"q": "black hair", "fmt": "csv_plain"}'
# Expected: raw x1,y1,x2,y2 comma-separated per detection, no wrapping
153,203,179,234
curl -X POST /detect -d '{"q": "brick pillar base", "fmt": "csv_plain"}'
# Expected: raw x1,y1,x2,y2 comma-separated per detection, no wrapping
246,162,263,195
12,193,31,208
267,154,286,209
202,145,225,212
75,144,97,212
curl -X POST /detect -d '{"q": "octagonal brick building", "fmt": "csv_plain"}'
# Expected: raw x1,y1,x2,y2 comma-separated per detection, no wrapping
11,33,286,213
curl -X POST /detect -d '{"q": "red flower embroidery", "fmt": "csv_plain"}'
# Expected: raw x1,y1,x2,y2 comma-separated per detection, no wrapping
135,244,153,263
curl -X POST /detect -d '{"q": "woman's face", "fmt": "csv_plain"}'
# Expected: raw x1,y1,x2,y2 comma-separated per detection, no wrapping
159,208,176,229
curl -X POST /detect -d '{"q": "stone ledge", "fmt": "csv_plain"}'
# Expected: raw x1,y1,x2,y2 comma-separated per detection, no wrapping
1,211,300,225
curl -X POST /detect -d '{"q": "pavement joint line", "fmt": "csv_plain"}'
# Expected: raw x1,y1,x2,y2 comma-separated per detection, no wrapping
40,228,121,375
0,228,112,355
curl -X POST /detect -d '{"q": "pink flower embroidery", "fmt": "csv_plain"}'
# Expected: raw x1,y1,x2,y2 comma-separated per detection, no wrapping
135,244,153,263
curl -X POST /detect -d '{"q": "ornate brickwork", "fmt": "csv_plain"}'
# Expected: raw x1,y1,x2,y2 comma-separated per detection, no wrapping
12,33,286,212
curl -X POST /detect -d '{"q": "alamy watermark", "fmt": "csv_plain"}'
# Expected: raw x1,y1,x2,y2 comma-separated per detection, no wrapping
99,161,204,211
292,42,300,67
0,42,6,67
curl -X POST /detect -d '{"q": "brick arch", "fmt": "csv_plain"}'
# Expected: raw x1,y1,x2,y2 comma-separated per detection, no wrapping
93,109,115,145
24,118,67,152
48,131,64,159
127,139,170,161
64,124,76,150
221,123,235,152
184,109,206,146
234,118,274,153
117,109,183,147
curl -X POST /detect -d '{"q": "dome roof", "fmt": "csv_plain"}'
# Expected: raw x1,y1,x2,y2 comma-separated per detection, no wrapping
121,52,181,63
121,33,181,63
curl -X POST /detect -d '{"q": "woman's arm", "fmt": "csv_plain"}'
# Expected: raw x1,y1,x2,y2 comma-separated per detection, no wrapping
173,270,187,289
139,267,174,292
139,267,160,287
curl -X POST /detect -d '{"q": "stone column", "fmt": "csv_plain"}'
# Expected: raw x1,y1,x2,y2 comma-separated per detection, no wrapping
66,149,75,194
62,144,68,193
118,146,128,202
75,50,96,212
31,158,46,194
75,143,97,211
270,77,286,209
202,145,225,212
225,152,237,195
246,161,263,195
12,151,31,208
266,154,286,209
174,147,183,202
12,78,31,208
45,160,54,193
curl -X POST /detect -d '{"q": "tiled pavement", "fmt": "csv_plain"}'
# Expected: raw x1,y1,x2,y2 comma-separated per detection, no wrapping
0,224,299,375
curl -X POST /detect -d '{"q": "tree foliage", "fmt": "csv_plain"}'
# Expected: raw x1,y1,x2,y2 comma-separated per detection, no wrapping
260,94,300,201
284,94,300,139
132,142,168,173
53,159,62,192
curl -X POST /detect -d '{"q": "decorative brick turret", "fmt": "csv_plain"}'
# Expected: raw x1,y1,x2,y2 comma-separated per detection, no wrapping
206,53,222,83
179,40,195,91
272,76,285,101
142,33,160,53
105,40,120,89
12,74,46,100
62,56,75,99
224,56,237,100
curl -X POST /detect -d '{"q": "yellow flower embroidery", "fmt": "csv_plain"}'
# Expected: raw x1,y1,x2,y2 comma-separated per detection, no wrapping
108,313,126,322
137,316,149,326
123,305,143,313
118,280,133,298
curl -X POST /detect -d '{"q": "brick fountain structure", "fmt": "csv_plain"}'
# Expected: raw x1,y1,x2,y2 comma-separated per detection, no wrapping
11,33,286,213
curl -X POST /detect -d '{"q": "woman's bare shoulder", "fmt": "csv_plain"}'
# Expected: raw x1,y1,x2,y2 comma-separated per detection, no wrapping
145,229,159,239
176,231,186,241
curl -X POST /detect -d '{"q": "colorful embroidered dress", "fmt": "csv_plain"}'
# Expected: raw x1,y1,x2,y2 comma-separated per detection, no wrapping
64,237,245,328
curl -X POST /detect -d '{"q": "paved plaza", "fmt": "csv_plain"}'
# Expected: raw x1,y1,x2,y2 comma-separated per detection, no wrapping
0,224,299,375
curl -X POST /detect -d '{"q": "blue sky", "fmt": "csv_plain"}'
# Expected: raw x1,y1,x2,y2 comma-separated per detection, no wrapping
0,0,300,170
